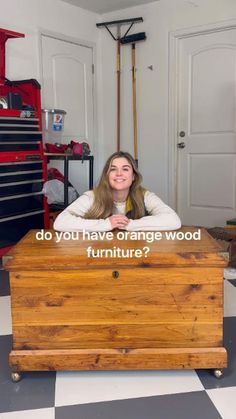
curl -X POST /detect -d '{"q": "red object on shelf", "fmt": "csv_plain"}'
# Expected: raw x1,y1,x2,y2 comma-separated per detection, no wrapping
0,29,41,125
45,143,69,153
0,79,42,128
48,168,65,183
0,28,24,85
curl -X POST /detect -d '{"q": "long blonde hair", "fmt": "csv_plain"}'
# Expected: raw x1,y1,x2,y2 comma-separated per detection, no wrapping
85,151,146,219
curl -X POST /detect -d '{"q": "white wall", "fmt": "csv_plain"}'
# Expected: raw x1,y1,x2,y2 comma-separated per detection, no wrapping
100,0,236,202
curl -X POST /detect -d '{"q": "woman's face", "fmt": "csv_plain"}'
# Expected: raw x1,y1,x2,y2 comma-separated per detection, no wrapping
108,157,134,193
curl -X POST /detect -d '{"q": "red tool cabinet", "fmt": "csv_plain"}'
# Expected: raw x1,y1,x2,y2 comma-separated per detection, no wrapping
0,28,49,250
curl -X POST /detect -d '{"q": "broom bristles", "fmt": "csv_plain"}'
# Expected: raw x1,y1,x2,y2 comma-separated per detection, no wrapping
120,32,146,44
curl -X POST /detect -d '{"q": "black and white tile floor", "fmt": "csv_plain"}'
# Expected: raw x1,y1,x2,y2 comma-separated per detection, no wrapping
1,265,236,419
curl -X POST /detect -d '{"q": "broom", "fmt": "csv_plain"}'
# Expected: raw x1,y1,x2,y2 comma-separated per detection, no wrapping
121,32,146,166
96,17,143,153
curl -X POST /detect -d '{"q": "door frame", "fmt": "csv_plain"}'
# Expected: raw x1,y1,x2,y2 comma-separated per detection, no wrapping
37,28,98,178
168,18,236,210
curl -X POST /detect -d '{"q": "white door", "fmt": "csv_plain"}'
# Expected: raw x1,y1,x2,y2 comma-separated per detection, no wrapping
41,34,94,194
177,28,236,227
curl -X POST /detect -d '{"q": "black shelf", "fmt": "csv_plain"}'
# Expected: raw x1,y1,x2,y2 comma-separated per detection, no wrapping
45,153,94,207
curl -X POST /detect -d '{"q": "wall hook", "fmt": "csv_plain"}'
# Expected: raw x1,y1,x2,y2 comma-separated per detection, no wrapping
147,65,153,70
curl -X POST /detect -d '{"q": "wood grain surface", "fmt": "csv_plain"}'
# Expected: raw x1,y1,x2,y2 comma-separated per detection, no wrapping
6,227,227,372
5,227,226,270
10,347,227,371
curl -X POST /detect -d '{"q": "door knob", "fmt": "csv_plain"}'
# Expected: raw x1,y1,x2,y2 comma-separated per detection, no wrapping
177,142,186,149
179,131,185,137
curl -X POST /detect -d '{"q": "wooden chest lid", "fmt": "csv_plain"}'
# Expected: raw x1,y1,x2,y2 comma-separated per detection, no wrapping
4,227,227,271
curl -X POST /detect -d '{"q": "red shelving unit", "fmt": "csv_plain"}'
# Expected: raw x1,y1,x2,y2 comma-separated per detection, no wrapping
0,28,49,250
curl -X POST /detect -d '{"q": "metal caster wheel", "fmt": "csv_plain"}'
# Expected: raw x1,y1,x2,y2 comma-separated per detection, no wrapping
213,369,224,379
11,372,22,382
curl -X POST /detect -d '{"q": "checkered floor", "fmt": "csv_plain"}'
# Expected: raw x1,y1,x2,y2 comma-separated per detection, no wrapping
1,266,236,419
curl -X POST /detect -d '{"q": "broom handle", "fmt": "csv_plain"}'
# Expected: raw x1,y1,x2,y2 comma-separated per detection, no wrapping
117,39,121,152
132,43,138,165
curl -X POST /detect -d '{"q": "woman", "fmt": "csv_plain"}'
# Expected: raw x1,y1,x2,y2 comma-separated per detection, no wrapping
53,151,181,232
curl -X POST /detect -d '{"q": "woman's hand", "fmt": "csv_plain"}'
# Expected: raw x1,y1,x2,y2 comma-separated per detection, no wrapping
109,214,130,230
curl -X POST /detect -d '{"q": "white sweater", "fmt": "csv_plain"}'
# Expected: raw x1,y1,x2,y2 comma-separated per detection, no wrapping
53,190,181,232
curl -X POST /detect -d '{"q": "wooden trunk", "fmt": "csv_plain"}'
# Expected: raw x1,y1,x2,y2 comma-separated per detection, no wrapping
5,227,227,372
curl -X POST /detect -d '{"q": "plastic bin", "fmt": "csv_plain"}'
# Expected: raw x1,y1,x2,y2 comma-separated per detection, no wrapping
42,109,66,143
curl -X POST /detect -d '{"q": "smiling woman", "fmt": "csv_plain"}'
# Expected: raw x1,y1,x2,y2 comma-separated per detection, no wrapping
53,151,181,232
